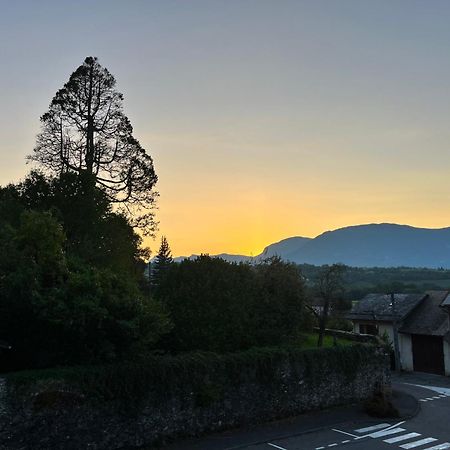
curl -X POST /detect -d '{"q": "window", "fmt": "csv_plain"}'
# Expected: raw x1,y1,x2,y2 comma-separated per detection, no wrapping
359,323,378,335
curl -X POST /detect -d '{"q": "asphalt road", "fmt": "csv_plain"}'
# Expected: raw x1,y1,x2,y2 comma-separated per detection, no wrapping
166,372,450,450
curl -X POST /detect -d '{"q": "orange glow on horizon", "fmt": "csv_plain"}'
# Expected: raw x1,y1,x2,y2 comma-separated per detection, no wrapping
143,132,450,257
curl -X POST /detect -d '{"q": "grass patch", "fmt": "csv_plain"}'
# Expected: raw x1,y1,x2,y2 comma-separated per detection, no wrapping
299,333,354,349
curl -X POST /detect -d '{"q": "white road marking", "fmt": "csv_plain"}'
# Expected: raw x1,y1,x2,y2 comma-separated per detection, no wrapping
405,383,450,396
384,432,422,444
426,398,435,401
315,447,325,450
369,427,406,438
267,444,287,450
433,396,441,399
354,423,390,433
327,444,338,448
332,428,359,438
421,444,450,450
400,437,438,449
341,440,351,444
420,399,428,402
354,421,406,439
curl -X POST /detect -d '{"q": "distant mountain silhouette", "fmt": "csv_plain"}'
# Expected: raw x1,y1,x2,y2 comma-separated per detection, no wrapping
284,223,450,267
170,224,450,268
257,236,312,260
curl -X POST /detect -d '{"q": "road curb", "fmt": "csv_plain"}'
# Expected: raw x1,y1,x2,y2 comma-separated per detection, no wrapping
222,405,393,450
223,392,421,450
167,389,421,450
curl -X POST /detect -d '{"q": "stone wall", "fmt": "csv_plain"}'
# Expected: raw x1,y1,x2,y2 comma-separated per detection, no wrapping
0,345,389,449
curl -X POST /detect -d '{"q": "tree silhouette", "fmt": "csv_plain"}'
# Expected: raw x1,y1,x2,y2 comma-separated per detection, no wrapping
152,236,173,287
306,264,347,347
29,56,158,235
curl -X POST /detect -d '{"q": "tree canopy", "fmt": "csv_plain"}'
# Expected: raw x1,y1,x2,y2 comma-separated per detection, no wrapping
0,173,169,370
29,56,158,235
156,256,308,353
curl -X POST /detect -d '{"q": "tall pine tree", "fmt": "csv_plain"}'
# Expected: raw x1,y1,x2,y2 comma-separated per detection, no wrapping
152,236,173,287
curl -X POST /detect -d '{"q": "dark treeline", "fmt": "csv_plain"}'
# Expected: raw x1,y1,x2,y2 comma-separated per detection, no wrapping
154,255,308,353
0,172,311,370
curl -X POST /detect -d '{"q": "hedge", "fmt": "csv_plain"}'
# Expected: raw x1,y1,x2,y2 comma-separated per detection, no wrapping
6,344,384,408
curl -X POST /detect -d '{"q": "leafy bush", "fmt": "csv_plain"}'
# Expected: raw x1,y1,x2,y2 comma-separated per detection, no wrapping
0,173,170,371
364,391,399,418
156,255,309,353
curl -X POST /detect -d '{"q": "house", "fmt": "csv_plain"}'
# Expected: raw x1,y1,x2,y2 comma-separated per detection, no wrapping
399,291,450,375
347,291,450,376
347,292,425,340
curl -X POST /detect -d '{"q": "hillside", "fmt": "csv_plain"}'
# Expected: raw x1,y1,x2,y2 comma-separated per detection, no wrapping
286,224,450,267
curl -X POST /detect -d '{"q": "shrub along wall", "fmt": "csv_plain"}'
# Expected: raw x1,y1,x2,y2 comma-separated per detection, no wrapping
0,344,389,449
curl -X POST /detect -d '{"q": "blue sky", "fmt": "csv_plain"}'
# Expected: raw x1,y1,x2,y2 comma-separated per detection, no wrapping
2,1,450,255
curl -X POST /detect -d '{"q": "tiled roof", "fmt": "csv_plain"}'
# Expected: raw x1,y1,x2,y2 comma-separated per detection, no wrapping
347,293,426,322
399,290,450,337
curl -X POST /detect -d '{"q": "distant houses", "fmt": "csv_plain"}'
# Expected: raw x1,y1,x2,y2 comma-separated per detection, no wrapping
348,291,450,376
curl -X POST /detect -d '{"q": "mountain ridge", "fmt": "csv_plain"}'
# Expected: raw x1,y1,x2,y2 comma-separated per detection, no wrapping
169,223,450,268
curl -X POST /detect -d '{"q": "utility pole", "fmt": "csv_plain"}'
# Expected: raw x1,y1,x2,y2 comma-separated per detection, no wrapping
391,292,401,372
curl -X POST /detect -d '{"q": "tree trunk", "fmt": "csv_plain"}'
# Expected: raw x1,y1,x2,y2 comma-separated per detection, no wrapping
85,64,95,174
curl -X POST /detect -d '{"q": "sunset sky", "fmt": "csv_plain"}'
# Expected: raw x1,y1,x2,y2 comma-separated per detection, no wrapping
2,0,450,257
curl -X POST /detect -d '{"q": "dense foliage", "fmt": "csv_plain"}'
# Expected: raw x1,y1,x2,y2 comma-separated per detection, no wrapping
156,255,309,353
0,172,312,370
7,344,377,407
0,172,170,371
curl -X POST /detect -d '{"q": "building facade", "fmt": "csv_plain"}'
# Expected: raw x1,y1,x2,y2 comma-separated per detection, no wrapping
348,291,450,376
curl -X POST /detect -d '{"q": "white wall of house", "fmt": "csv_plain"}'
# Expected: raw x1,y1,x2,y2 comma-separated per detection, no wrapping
352,320,414,372
444,341,450,376
399,334,413,371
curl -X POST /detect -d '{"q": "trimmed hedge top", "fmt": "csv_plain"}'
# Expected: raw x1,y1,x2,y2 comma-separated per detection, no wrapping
6,344,386,407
